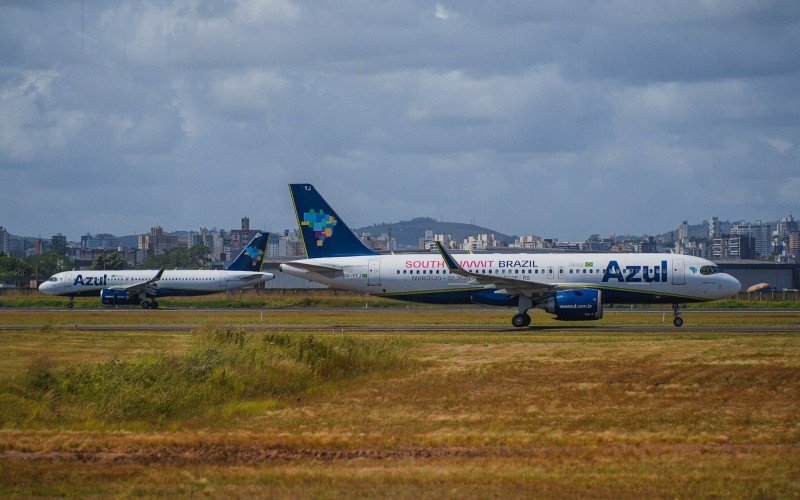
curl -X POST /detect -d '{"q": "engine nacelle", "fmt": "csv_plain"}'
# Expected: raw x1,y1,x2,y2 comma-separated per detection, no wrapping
544,289,603,321
100,288,139,306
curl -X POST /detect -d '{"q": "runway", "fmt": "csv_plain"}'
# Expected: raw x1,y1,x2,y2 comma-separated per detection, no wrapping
1,324,798,333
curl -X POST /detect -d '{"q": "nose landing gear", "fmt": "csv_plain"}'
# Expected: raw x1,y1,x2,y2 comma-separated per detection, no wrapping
66,297,74,309
672,303,683,327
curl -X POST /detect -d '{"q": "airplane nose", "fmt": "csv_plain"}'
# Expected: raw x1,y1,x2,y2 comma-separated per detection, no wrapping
727,275,741,297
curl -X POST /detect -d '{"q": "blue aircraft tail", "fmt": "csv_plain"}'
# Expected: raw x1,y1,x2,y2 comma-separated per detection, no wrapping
289,184,377,258
225,232,269,271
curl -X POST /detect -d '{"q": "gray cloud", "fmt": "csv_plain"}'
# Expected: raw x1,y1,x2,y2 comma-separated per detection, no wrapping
1,0,798,241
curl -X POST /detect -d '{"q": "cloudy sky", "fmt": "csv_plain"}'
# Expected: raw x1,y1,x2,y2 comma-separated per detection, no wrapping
1,1,798,241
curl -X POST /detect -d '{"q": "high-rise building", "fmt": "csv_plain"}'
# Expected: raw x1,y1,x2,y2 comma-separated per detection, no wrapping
229,217,261,253
81,233,120,250
0,226,9,255
731,220,771,258
788,232,799,257
138,226,179,256
678,221,689,241
777,214,797,237
712,234,755,260
708,217,720,240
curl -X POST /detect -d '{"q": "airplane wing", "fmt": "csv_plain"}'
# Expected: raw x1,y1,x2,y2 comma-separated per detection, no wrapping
114,267,165,296
282,261,343,278
232,272,272,282
434,242,555,298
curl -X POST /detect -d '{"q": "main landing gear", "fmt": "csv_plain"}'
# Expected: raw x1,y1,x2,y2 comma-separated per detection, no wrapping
512,313,531,328
66,297,74,309
140,300,159,309
672,303,683,327
512,295,533,328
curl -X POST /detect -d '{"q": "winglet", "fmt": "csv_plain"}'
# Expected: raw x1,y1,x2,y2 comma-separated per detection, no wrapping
151,267,165,283
434,241,468,276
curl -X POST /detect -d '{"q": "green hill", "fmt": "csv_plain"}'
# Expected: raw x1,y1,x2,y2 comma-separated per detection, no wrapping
354,217,515,249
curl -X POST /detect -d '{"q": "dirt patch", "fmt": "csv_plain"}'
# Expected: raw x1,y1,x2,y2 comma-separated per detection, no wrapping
2,443,795,466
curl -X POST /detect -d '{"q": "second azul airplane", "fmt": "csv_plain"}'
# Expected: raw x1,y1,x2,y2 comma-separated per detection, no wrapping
39,233,274,309
280,185,741,327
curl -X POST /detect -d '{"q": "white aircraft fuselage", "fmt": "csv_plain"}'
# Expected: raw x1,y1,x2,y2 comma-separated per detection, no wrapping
284,183,742,327
39,232,273,309
39,269,273,298
281,252,740,306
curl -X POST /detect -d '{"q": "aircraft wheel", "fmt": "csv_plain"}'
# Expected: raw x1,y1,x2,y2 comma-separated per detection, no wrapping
150,301,159,309
141,301,150,309
66,302,74,309
673,316,683,327
512,313,530,328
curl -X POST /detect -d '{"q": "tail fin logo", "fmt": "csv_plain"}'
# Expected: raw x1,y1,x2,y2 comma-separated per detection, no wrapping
244,244,264,267
302,209,337,247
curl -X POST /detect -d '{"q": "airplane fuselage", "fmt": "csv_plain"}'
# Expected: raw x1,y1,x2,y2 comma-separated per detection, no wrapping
39,269,273,298
281,252,740,305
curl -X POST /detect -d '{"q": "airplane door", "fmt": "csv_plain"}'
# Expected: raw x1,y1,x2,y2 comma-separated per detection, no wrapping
547,266,554,279
368,259,381,286
671,259,685,285
218,271,228,288
558,266,565,280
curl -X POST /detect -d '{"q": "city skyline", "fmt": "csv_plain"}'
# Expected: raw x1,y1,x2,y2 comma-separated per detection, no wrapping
2,211,794,246
1,2,799,240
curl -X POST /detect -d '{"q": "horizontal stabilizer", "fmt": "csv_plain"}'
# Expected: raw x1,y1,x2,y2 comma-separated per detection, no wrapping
281,261,344,278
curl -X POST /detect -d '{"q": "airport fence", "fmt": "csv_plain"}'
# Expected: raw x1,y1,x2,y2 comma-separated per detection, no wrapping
735,291,800,302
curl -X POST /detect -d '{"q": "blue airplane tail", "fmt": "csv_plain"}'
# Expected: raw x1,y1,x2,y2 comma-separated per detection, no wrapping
225,232,269,271
289,184,377,258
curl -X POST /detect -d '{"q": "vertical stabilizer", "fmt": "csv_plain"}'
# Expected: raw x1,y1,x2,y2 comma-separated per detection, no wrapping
225,232,269,271
289,184,377,258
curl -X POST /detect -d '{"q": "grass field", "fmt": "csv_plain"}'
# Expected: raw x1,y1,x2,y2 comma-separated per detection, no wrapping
0,308,798,496
2,289,800,310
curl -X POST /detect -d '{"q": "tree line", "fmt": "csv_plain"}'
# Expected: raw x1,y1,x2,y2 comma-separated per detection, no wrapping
0,244,212,284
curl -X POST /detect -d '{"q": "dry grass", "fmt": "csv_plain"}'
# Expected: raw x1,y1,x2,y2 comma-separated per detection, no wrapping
0,309,798,496
1,308,799,328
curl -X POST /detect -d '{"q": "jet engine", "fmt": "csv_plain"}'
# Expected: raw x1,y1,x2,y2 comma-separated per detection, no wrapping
100,288,139,306
543,289,603,320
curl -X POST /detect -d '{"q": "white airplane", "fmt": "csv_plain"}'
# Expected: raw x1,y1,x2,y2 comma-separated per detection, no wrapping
281,184,741,327
39,233,274,309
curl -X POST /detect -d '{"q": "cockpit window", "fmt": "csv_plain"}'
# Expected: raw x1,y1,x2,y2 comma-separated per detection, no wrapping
700,265,722,275
49,277,58,282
